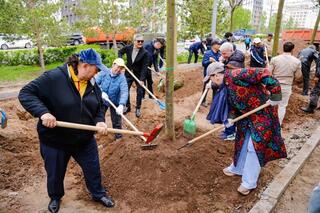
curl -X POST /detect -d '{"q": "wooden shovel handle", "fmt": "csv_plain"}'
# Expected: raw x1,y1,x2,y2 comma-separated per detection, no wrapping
148,67,165,78
191,82,210,119
124,65,159,101
104,97,147,141
186,103,270,145
56,121,148,136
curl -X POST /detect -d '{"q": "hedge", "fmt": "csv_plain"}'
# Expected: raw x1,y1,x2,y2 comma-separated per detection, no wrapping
0,46,117,67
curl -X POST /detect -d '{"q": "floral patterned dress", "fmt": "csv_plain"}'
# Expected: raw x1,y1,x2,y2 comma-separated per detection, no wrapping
225,67,287,167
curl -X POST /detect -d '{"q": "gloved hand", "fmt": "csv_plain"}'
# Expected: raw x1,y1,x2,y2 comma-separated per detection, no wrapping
224,118,233,128
101,92,109,101
116,105,124,115
267,99,281,106
205,82,212,89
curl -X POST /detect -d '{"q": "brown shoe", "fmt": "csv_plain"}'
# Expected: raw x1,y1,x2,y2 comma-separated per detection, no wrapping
237,185,251,195
223,167,236,177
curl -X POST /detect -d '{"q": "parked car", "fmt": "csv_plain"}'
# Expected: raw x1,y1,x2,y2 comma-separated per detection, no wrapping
0,35,33,50
66,33,85,46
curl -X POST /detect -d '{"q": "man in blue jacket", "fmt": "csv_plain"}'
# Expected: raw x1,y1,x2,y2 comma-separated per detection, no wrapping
18,49,115,212
201,39,221,106
143,38,164,98
188,40,206,64
95,58,128,141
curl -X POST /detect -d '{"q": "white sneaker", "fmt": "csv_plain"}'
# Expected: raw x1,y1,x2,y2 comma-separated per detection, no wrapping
223,167,236,176
237,185,251,195
224,133,236,141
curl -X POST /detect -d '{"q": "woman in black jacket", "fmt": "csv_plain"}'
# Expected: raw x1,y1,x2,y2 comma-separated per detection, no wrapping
19,49,114,213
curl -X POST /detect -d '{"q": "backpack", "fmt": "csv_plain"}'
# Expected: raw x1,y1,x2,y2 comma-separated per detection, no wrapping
245,38,250,44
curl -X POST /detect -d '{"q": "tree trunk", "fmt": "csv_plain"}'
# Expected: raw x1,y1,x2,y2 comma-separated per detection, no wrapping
112,32,118,53
36,33,45,72
165,0,176,141
272,0,285,57
311,8,320,44
229,8,235,32
211,0,218,39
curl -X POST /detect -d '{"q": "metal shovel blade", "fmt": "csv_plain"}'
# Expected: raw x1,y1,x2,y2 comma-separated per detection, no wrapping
183,117,196,136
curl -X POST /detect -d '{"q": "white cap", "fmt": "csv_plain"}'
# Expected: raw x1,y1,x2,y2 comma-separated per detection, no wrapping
253,38,261,44
113,58,125,67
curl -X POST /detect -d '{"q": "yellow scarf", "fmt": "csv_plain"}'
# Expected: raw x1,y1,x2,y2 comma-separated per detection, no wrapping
69,66,87,98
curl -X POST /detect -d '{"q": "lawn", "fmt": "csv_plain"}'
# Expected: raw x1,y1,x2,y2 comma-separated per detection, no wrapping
0,63,60,83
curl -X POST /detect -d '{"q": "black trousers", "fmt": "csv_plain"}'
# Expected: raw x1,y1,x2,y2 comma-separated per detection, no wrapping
301,63,311,94
106,106,122,139
309,78,320,109
188,49,199,64
245,43,250,50
126,77,144,109
40,139,106,201
142,67,154,98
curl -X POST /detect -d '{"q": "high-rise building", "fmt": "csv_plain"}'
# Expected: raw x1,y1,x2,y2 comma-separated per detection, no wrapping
243,0,264,30
62,0,81,25
283,0,318,29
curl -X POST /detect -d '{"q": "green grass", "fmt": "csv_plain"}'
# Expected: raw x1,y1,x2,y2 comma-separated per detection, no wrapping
0,62,60,83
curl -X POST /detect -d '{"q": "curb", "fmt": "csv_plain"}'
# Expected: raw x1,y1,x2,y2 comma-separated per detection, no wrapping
249,126,320,213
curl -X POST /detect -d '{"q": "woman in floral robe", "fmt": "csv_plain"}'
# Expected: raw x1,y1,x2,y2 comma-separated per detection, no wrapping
222,65,287,195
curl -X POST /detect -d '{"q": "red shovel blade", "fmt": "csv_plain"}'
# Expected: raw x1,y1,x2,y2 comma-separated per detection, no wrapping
145,124,163,144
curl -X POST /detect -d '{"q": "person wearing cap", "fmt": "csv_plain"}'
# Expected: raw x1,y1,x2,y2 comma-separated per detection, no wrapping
263,33,273,61
297,45,319,95
118,34,149,117
187,40,207,64
222,65,286,196
250,38,266,68
201,39,221,107
143,38,164,99
18,48,115,212
95,58,128,141
204,62,236,140
219,42,245,68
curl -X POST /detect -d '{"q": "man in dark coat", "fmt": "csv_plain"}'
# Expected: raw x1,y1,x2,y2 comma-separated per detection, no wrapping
118,34,149,117
187,40,206,64
250,38,266,68
220,42,245,68
201,39,221,106
143,38,164,98
301,56,320,113
298,45,319,95
18,49,115,212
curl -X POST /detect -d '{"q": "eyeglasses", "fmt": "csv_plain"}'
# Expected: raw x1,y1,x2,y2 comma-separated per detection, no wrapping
136,40,144,43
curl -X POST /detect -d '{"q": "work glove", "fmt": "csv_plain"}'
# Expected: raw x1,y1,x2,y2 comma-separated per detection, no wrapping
267,99,281,106
224,118,234,128
101,92,109,101
205,81,212,89
116,105,124,115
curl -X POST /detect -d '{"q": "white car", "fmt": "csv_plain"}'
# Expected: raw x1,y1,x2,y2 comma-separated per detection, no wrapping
0,35,33,50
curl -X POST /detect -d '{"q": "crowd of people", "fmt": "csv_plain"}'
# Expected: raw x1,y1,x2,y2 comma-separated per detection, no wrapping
15,30,320,212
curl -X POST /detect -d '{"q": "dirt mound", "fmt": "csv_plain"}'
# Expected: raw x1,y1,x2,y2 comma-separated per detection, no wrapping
92,124,276,212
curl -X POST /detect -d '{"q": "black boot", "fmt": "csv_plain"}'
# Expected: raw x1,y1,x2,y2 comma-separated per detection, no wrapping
96,195,115,208
123,105,131,115
135,108,141,118
48,199,60,213
300,106,315,113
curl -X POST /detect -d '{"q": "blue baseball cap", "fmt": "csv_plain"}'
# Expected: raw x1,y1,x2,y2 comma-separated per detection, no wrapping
78,48,106,72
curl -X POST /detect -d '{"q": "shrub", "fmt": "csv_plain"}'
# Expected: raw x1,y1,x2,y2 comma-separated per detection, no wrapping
0,46,117,67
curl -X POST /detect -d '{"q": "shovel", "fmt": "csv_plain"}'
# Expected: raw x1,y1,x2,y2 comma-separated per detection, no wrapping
183,81,211,136
102,95,158,149
178,103,270,150
148,67,165,92
124,65,166,110
56,121,163,145
0,109,7,129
